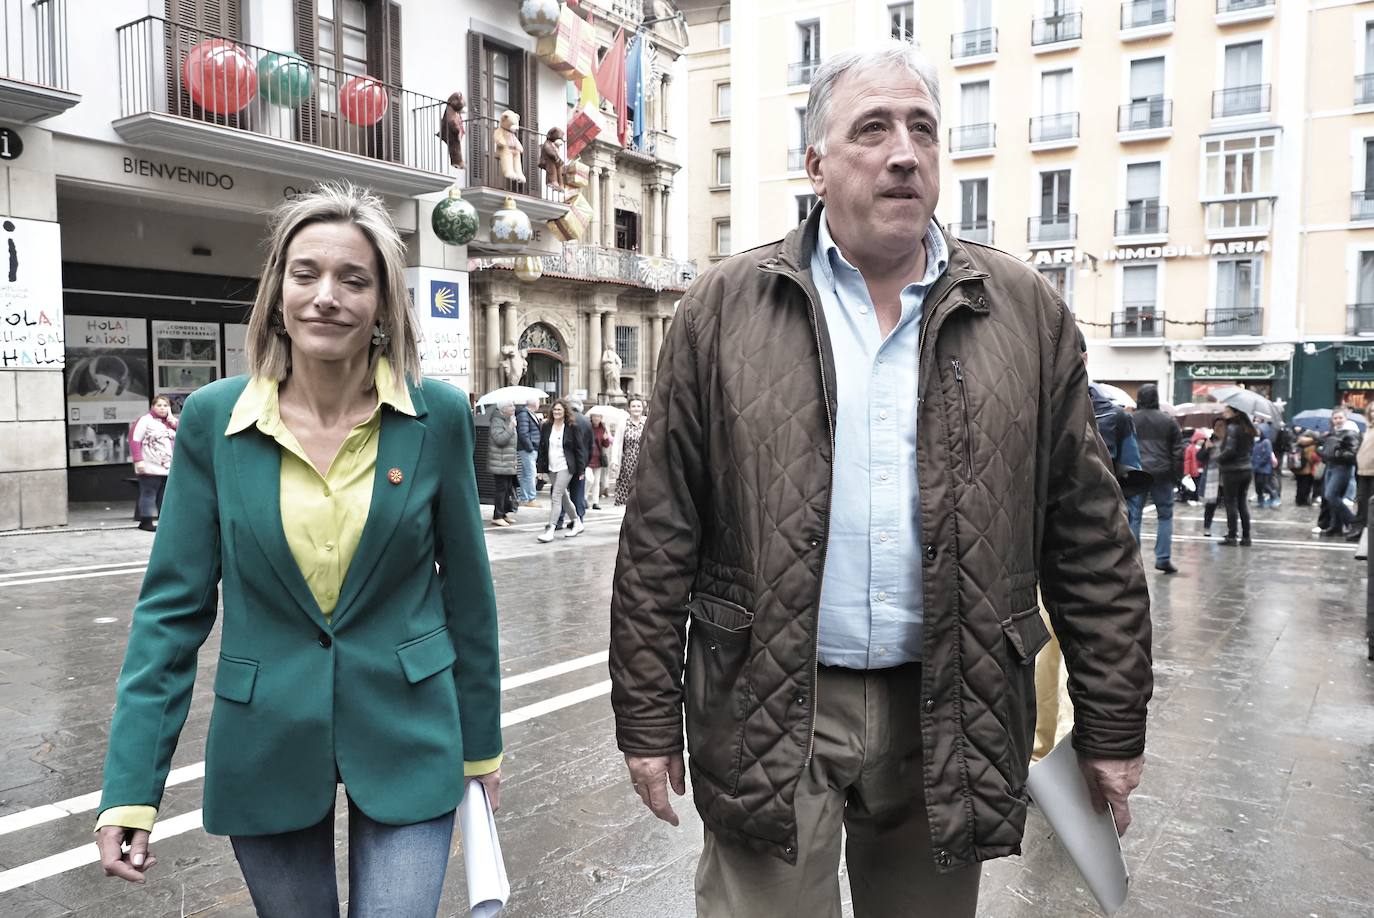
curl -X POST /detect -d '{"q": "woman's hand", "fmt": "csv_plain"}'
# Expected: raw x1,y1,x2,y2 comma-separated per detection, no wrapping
97,825,157,883
133,461,147,476
475,767,502,811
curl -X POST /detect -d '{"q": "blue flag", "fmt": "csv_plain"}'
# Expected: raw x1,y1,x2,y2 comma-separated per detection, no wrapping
626,34,646,150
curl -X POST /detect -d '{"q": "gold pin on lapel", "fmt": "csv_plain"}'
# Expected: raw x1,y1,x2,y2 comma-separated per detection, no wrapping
387,467,404,485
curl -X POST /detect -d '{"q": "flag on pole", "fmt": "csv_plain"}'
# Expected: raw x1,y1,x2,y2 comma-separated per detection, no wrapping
625,33,646,150
595,28,628,146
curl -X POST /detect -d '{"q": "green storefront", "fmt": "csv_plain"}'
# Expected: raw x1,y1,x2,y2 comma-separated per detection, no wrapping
1171,357,1291,407
1290,342,1374,415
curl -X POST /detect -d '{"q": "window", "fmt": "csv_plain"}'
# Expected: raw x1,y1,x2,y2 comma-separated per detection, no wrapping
1223,41,1262,90
1041,170,1071,218
615,209,640,251
1038,265,1073,308
962,80,990,125
719,19,731,48
1365,138,1374,195
1125,57,1166,130
317,0,368,113
615,325,639,372
1122,264,1158,311
1041,68,1072,115
797,193,820,224
714,150,731,187
1359,252,1374,304
1216,258,1260,312
714,219,732,257
960,178,989,225
889,3,915,41
798,21,821,64
715,82,731,119
789,107,808,171
1203,133,1275,232
1124,161,1163,233
963,0,991,30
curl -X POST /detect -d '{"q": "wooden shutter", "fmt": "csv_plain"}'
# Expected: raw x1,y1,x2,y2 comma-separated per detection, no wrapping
293,0,319,144
467,32,488,186
522,52,541,189
367,1,403,162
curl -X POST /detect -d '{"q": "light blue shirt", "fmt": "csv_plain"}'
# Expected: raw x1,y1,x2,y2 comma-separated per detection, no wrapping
811,212,949,668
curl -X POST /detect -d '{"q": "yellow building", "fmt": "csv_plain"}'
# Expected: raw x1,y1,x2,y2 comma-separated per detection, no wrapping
683,0,1374,414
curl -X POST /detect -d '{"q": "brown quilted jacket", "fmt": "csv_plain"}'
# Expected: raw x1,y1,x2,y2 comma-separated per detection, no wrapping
609,209,1152,871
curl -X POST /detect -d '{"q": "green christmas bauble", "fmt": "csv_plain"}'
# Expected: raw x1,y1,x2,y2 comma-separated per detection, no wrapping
258,52,314,107
432,187,479,246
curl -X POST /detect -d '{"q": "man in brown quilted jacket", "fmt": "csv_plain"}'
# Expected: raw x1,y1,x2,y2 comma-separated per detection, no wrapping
609,41,1152,918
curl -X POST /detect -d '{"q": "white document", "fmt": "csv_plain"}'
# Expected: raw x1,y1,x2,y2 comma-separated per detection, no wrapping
1024,738,1131,916
458,780,510,918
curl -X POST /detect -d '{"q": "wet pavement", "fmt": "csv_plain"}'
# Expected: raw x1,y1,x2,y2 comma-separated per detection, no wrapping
0,490,1370,917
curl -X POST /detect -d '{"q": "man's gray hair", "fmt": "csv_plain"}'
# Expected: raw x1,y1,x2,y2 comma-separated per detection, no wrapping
805,41,942,155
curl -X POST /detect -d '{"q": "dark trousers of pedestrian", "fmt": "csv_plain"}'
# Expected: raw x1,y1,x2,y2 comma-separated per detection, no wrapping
1354,475,1374,536
1323,464,1356,533
1254,473,1273,505
1220,469,1252,541
135,474,167,524
1203,497,1220,531
491,474,517,520
694,663,981,918
1295,474,1315,506
556,474,587,527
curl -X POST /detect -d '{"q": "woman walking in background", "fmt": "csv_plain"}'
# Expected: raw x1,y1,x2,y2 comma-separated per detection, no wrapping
537,398,587,542
130,395,178,531
1217,407,1259,546
587,412,614,510
1291,429,1319,507
487,401,519,527
614,397,646,506
1197,418,1226,537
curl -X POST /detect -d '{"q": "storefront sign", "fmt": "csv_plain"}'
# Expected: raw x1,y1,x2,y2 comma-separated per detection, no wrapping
0,218,64,368
64,316,149,467
1022,239,1270,266
152,320,221,413
1338,378,1374,390
1339,344,1374,365
1189,363,1275,380
123,156,235,190
405,267,471,390
224,323,248,377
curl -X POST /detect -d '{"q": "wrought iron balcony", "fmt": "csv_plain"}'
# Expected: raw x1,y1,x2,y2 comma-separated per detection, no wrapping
1205,308,1263,337
465,117,566,205
1212,84,1270,118
1358,74,1374,106
949,220,993,245
1032,12,1082,46
113,16,453,196
481,243,697,293
1115,204,1168,237
1029,112,1080,144
1349,303,1374,335
951,28,997,59
1217,0,1273,13
1118,98,1172,132
949,123,995,153
788,60,820,86
1354,191,1374,222
0,0,79,121
788,147,806,171
1121,0,1174,30
1113,308,1165,339
1028,213,1077,245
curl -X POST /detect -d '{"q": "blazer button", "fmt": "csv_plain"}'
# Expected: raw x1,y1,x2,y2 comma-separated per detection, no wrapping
318,632,332,648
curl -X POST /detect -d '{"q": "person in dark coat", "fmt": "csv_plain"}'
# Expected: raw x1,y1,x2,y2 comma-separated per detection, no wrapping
1319,409,1361,536
536,398,589,542
1217,407,1259,546
1126,383,1183,573
486,401,519,526
557,398,595,529
515,399,542,505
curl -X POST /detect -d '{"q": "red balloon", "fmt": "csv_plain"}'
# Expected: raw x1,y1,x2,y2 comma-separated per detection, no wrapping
339,75,389,126
183,39,257,114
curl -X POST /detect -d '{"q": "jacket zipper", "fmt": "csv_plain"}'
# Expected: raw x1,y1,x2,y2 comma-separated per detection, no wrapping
951,358,972,480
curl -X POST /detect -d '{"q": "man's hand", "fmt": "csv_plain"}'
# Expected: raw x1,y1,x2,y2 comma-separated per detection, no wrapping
96,825,157,883
625,753,685,826
1078,754,1144,837
474,766,501,812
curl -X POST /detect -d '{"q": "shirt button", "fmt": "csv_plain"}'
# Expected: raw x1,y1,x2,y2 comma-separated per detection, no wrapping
879,410,889,420
879,532,889,542
323,485,332,497
859,306,869,315
324,541,335,552
881,471,889,480
877,647,888,657
877,357,885,365
877,591,888,602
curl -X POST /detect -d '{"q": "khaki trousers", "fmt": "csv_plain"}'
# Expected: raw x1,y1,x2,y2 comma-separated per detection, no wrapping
1032,605,1074,763
695,663,981,918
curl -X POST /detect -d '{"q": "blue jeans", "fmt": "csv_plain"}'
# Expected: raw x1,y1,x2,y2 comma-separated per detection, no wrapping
1324,464,1356,531
1127,479,1175,562
517,450,537,502
231,797,454,918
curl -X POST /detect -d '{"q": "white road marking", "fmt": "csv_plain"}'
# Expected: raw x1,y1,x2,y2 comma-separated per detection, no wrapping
0,567,148,588
1140,531,1357,552
0,560,150,581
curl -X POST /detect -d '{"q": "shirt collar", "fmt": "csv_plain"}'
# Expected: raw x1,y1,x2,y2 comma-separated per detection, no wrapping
813,209,949,292
226,357,415,436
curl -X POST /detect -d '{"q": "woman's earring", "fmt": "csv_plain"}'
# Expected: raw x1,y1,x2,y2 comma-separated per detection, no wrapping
371,322,389,348
270,309,287,337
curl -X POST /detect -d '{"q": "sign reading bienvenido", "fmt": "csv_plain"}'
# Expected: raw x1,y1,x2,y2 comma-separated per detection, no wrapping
1189,363,1275,380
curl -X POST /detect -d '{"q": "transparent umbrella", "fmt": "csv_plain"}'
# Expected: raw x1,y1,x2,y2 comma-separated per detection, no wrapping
1208,386,1284,425
475,385,549,407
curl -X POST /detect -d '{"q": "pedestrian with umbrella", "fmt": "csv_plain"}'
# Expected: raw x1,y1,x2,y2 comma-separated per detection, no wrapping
1217,407,1259,546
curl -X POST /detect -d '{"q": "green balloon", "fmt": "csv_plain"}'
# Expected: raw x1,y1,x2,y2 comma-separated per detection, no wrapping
258,52,313,108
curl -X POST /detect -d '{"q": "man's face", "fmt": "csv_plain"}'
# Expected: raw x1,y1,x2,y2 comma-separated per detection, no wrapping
806,67,940,260
1334,412,1347,429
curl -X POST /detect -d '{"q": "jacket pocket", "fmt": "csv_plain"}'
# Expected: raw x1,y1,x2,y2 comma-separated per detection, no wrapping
951,358,973,481
396,626,457,684
214,654,259,704
1000,607,1049,786
1001,606,1052,663
684,594,753,795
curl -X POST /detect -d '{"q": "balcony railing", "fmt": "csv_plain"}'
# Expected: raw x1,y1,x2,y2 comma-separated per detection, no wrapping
1028,213,1077,245
1353,191,1374,222
1118,98,1172,132
1121,0,1174,30
1212,84,1270,118
1206,308,1263,336
1217,0,1273,13
115,16,449,175
1349,303,1374,335
524,243,697,292
465,117,564,203
1032,12,1082,46
4,0,69,89
788,60,820,86
1115,204,1168,236
949,123,995,153
1358,74,1374,106
787,147,806,171
1205,198,1273,235
949,220,994,244
1029,112,1080,143
1113,308,1165,339
951,28,997,59
577,0,644,26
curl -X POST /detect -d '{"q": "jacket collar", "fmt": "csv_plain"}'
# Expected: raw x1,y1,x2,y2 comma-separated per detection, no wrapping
225,357,419,437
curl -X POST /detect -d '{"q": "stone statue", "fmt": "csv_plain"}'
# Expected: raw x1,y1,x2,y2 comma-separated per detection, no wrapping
601,345,623,396
436,92,466,170
500,343,526,387
539,127,566,190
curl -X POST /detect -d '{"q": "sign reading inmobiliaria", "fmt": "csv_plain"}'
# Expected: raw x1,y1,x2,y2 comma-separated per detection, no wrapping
1021,239,1271,265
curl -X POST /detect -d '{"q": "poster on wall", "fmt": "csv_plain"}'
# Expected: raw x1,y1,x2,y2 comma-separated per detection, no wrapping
224,322,248,378
404,267,471,392
1,217,65,369
152,320,221,414
64,316,149,467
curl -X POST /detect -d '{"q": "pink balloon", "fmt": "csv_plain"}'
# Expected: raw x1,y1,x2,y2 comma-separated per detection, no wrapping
339,75,389,127
183,39,257,114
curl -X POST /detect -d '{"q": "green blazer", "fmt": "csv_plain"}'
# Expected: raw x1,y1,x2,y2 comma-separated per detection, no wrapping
99,375,502,836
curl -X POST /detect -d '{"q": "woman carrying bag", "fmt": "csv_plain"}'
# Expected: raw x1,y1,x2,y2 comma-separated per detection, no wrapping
95,184,503,917
130,395,178,531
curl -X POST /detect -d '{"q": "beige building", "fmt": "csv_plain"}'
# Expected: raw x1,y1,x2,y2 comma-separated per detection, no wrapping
684,0,1374,415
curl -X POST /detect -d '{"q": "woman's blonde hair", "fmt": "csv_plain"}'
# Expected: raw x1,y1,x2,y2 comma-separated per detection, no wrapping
245,182,421,389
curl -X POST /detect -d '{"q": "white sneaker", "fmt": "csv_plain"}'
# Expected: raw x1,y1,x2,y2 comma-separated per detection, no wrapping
537,526,556,543
565,518,585,538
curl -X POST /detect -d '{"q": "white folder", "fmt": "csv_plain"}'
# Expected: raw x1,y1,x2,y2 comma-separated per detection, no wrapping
458,779,510,917
1024,738,1131,916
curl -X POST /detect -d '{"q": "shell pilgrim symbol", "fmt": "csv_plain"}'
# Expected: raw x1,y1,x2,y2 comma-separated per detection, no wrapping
387,467,404,485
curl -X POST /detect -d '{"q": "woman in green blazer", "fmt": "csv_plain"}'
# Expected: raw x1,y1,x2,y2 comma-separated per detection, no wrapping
95,184,503,917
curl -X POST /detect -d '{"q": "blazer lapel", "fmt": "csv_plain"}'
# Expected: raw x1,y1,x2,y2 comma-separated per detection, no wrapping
330,408,426,626
230,430,329,631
